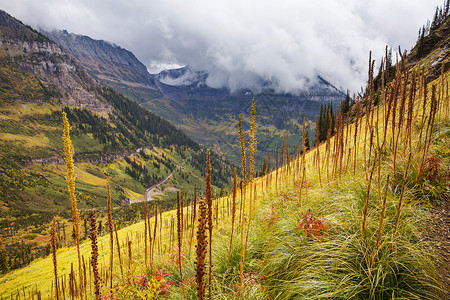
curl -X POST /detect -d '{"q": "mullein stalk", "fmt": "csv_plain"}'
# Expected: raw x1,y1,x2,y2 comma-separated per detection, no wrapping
393,70,408,170
176,191,183,283
144,201,148,268
106,184,114,290
392,153,412,245
195,197,208,300
418,75,428,150
363,52,373,172
361,152,378,240
418,85,438,180
371,175,390,272
205,150,213,299
62,112,83,300
113,223,123,277
238,115,248,295
249,99,257,187
189,184,197,258
326,110,332,182
51,218,59,300
228,168,237,260
275,147,279,191
238,115,247,188
405,71,416,154
146,205,152,268
151,202,158,270
89,211,100,300
242,100,257,294
315,116,322,187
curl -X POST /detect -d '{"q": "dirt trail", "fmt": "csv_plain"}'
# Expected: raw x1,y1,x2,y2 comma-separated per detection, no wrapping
430,198,450,298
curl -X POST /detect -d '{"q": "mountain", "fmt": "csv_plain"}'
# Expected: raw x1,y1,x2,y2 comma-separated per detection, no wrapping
0,9,234,272
43,30,345,165
1,8,449,299
44,29,162,100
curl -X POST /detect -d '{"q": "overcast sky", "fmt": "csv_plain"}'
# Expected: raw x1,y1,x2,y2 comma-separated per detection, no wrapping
0,0,443,93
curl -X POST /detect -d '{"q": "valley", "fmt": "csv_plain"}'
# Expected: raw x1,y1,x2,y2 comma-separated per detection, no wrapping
46,30,345,165
0,3,449,300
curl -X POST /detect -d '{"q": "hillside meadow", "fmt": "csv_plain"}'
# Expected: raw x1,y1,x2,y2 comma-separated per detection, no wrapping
0,49,449,299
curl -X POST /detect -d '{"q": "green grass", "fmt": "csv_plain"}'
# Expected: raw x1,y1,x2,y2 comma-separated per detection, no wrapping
1,52,449,300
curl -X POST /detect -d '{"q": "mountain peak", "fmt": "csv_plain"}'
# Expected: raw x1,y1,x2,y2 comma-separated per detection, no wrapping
0,9,51,42
44,29,160,91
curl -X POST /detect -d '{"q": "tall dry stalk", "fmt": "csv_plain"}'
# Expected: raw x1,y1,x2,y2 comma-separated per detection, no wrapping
106,184,114,289
238,115,247,188
241,100,257,294
146,204,152,268
151,202,158,270
361,152,378,240
176,191,183,283
205,150,213,299
62,112,83,300
195,197,208,300
393,153,412,241
228,168,237,259
418,74,428,149
275,147,279,191
238,114,247,295
371,175,390,272
326,110,332,182
249,99,257,183
353,102,360,174
418,85,439,180
89,211,100,300
189,184,197,258
113,223,123,277
51,218,59,300
144,201,148,268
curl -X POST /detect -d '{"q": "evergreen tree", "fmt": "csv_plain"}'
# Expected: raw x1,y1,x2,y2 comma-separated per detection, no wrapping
341,90,351,117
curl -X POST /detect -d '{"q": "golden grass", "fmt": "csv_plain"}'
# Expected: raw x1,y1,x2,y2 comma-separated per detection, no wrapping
1,58,449,298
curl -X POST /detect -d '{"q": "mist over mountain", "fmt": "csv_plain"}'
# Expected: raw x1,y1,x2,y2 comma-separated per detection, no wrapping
1,0,443,94
41,28,345,165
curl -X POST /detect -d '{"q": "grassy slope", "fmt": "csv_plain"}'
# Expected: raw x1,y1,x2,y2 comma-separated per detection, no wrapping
1,59,448,298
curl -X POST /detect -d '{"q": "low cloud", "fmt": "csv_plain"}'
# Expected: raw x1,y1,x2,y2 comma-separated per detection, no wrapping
0,0,442,93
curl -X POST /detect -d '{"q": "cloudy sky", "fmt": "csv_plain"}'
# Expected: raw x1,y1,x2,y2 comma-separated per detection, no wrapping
0,0,443,93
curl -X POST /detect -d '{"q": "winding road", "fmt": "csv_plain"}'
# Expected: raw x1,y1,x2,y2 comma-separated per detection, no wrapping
144,160,185,202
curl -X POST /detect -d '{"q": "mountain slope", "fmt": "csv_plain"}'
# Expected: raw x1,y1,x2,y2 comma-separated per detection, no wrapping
44,30,345,165
0,7,449,300
45,30,163,102
0,9,234,272
1,18,449,298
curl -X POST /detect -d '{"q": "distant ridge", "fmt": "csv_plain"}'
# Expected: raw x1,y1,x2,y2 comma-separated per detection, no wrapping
44,29,346,165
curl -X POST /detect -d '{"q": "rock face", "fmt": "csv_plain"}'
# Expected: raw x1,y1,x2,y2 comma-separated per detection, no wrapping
0,10,110,113
45,30,161,92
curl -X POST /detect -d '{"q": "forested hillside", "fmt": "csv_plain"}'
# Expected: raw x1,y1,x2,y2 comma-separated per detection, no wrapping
0,9,234,274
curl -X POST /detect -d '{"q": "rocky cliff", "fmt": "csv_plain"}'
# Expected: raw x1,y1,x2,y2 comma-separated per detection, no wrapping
0,10,110,113
44,30,161,99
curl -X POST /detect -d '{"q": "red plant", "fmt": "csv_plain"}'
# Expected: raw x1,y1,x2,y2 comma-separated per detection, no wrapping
170,247,186,266
262,205,279,226
281,191,292,202
296,209,327,238
101,293,118,300
294,179,312,198
296,178,312,188
181,276,195,288
423,155,443,181
135,273,148,290
152,269,173,295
